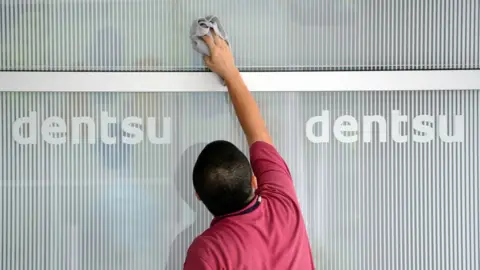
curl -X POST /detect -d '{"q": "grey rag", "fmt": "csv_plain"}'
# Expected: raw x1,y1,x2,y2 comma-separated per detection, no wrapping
190,15,229,57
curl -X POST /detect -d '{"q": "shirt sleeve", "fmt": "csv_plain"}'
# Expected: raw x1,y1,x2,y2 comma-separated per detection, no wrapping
249,141,297,199
183,238,216,270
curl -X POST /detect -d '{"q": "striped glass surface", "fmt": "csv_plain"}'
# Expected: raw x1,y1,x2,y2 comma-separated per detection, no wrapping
1,90,479,269
0,0,479,71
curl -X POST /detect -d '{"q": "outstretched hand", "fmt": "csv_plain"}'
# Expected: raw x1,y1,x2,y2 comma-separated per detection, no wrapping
202,31,239,82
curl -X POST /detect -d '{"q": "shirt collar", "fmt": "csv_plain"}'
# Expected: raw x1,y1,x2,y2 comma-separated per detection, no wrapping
210,195,261,227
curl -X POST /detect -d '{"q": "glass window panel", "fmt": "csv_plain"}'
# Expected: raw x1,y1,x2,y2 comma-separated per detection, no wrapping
1,90,479,269
1,0,479,71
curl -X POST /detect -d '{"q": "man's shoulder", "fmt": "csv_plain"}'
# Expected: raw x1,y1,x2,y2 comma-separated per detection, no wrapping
188,228,219,254
184,230,222,267
184,232,220,270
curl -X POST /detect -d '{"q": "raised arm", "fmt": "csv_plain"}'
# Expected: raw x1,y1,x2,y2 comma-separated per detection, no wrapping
202,33,272,146
201,33,298,200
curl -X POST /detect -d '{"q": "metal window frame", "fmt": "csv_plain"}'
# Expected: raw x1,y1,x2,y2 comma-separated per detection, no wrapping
0,70,479,92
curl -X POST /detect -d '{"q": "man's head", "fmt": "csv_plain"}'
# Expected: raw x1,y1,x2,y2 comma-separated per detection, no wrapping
192,140,257,216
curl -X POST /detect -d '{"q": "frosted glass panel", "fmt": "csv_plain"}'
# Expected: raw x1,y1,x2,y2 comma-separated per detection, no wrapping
1,0,479,71
1,91,479,269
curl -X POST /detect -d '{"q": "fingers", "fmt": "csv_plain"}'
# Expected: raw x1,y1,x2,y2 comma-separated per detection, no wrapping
203,30,227,50
202,35,215,51
211,30,224,47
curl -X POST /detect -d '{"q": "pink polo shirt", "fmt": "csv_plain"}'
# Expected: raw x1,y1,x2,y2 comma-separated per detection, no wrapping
183,141,314,270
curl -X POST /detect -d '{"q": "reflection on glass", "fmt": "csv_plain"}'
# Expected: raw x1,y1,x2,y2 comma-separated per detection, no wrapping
1,0,478,70
0,91,479,270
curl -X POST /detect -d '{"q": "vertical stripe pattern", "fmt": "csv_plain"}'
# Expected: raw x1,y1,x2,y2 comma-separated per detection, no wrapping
0,90,479,269
0,0,479,71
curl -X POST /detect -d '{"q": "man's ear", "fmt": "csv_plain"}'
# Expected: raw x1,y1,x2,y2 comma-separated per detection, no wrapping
195,192,200,200
251,175,258,189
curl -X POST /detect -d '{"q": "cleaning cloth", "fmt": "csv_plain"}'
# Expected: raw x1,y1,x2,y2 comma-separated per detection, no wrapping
190,15,229,56
190,16,229,86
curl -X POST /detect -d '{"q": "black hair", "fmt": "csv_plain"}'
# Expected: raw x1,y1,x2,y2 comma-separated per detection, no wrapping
192,140,254,216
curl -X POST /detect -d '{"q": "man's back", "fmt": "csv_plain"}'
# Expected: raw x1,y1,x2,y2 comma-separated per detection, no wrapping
184,141,314,270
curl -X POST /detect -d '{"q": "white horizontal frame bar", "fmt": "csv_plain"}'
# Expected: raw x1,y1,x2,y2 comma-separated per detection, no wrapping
0,70,479,92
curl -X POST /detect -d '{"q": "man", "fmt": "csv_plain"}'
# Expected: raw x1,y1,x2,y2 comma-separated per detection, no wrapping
183,31,315,270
